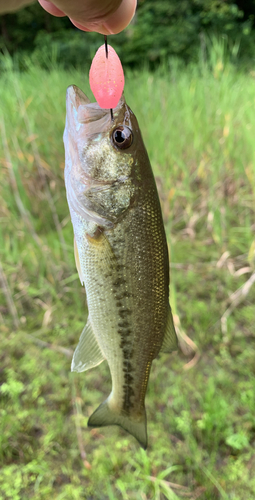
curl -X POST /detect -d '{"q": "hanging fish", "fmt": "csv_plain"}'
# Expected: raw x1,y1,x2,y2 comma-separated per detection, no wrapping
63,85,178,449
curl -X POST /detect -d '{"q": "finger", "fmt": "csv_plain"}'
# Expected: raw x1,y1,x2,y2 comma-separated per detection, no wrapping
38,0,137,35
70,0,137,34
38,0,123,22
38,0,66,17
103,0,137,34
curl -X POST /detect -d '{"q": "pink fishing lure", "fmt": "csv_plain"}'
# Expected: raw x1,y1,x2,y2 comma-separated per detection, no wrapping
89,44,124,109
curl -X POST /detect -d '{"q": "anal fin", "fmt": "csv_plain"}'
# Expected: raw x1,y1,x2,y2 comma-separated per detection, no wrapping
71,317,105,372
160,305,178,353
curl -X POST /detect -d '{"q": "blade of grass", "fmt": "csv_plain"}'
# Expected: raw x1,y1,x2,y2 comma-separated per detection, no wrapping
0,259,20,329
1,117,41,247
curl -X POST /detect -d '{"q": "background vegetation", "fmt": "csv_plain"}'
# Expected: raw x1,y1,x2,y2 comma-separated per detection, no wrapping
1,0,255,498
1,36,255,498
1,0,255,68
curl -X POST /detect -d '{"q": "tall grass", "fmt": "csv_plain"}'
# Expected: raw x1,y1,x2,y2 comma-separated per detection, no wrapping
0,40,255,499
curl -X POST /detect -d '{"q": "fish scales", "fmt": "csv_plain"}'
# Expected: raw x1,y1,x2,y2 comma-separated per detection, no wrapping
64,85,178,449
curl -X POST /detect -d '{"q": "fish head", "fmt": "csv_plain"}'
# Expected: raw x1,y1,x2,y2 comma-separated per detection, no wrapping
64,85,143,227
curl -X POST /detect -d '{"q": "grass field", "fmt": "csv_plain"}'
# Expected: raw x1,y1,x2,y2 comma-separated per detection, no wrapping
0,44,255,500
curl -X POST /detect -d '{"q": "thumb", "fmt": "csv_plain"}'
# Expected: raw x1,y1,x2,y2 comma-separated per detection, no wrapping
38,0,137,35
71,0,137,35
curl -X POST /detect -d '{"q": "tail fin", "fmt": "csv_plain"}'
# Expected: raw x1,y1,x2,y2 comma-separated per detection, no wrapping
88,399,147,449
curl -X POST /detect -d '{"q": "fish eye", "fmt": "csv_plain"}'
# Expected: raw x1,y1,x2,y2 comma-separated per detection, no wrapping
111,126,133,150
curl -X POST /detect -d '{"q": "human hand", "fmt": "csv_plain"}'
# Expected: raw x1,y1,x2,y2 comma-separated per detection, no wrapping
38,0,137,35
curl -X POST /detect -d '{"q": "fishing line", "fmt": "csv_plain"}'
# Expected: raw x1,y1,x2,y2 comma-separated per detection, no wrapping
104,35,114,122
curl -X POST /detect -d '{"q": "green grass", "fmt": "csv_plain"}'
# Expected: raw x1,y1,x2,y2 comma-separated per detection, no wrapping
0,44,255,500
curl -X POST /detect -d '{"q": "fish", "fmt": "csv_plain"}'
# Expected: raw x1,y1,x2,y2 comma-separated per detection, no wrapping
63,85,178,449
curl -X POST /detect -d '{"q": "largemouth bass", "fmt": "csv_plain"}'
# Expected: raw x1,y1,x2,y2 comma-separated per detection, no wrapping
63,85,178,449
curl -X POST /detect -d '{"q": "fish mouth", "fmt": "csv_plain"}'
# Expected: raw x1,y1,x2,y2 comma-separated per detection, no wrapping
65,85,126,137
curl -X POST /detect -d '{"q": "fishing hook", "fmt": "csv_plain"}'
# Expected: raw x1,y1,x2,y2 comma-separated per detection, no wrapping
104,35,114,122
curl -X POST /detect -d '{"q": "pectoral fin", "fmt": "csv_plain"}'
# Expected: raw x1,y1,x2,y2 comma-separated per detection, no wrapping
71,318,105,372
74,236,84,285
160,306,178,353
